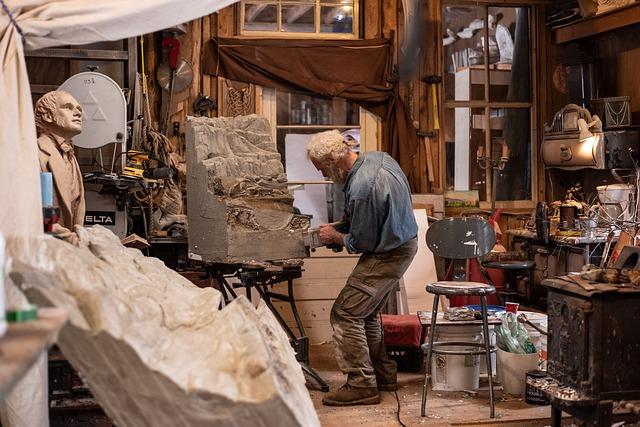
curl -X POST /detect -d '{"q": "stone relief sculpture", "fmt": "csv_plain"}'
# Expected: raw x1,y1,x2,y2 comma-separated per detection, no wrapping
186,115,310,265
9,226,319,427
35,90,85,245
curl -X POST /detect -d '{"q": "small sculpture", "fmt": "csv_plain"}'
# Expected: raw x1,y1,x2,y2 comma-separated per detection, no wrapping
35,90,85,245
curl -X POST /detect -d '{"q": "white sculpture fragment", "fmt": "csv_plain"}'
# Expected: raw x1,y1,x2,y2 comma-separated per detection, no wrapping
9,226,319,427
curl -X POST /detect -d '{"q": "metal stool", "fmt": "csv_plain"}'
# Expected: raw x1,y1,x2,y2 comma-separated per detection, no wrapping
420,281,496,418
420,216,498,418
482,259,535,303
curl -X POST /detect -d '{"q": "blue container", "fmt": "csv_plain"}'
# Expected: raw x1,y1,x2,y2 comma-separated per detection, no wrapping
464,305,505,315
40,172,53,207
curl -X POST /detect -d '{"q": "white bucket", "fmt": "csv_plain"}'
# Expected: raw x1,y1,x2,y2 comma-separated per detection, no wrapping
431,325,482,391
496,347,539,395
479,325,496,377
520,311,548,369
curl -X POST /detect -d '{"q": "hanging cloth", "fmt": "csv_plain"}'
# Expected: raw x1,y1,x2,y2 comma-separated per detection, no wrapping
202,37,420,191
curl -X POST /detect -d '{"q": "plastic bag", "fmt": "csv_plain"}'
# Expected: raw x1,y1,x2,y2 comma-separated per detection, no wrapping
495,312,537,354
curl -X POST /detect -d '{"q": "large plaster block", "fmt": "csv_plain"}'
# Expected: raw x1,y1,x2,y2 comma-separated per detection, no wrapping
10,226,319,427
186,115,309,264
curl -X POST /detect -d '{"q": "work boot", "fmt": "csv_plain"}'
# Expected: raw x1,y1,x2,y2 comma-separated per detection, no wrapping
322,384,380,406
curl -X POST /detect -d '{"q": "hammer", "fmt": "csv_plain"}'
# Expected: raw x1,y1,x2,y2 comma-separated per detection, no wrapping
422,75,442,131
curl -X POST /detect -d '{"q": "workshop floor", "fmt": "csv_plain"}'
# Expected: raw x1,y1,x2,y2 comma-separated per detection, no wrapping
308,343,560,427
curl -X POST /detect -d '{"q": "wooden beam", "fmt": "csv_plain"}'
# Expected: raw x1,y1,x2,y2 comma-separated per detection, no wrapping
363,0,382,38
554,3,640,44
25,48,129,61
0,308,67,398
30,84,59,94
217,5,236,37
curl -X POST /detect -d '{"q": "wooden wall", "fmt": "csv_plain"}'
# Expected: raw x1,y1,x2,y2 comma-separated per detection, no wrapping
542,15,640,203
143,0,444,194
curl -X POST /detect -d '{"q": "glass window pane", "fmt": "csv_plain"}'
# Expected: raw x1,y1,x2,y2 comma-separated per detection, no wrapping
320,5,353,33
494,107,531,200
444,5,485,101
277,91,359,126
243,3,277,32
281,4,315,33
489,7,530,102
445,107,487,201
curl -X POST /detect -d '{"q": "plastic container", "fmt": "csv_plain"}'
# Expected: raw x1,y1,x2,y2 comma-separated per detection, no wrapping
431,325,482,391
519,311,548,369
479,325,496,377
496,347,539,395
596,184,635,221
462,305,503,377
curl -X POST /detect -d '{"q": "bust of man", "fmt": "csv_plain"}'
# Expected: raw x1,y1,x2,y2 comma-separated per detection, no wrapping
35,90,85,244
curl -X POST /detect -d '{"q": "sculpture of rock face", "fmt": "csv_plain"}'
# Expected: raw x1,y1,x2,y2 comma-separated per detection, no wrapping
9,226,319,427
186,115,310,265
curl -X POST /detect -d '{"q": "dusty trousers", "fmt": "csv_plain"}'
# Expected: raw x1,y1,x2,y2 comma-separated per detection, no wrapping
331,238,418,388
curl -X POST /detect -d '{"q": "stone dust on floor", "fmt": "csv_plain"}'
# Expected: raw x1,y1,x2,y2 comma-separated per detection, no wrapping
307,342,558,427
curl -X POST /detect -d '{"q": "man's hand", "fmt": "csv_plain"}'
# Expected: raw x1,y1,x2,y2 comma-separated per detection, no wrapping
319,224,344,246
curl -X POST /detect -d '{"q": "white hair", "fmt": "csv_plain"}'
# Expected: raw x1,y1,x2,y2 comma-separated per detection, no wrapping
306,129,349,163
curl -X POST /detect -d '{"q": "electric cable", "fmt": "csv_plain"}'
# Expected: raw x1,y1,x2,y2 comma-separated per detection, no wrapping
393,390,408,427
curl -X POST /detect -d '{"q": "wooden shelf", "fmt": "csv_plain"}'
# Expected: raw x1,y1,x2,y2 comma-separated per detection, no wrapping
25,48,129,61
0,308,67,399
553,3,640,44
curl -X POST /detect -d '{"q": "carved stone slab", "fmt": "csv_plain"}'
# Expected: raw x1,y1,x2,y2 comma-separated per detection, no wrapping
186,115,309,265
9,226,319,427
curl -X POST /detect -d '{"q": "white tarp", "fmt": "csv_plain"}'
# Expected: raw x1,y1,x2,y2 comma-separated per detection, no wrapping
0,1,237,425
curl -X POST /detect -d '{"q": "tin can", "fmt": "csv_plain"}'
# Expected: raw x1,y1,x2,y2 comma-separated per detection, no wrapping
525,370,549,405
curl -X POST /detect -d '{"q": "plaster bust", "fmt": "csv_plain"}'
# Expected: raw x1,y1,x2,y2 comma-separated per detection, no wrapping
35,90,85,244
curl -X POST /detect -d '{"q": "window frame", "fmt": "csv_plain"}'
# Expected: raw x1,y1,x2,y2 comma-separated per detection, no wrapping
442,0,540,210
239,0,360,39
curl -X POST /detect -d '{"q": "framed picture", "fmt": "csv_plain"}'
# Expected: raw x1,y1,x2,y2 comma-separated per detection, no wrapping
562,109,579,131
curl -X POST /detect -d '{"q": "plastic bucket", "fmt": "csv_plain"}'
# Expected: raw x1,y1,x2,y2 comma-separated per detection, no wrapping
479,325,496,377
519,311,548,369
431,325,482,391
496,347,539,395
461,305,501,377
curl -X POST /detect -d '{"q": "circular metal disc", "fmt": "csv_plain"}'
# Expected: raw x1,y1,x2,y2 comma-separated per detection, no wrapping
157,59,194,92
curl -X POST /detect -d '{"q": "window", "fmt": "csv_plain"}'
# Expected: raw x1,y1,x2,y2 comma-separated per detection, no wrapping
258,88,377,225
443,3,537,208
241,0,359,38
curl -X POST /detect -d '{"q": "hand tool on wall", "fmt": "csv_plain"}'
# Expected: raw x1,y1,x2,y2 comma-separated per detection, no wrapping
416,129,436,183
422,75,441,131
157,28,193,134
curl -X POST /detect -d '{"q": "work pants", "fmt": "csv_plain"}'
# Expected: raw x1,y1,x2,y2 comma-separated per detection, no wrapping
330,238,418,388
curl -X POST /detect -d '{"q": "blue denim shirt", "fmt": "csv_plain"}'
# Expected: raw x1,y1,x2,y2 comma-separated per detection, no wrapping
341,152,418,254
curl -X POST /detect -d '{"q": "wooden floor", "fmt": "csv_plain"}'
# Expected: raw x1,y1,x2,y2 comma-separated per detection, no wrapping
308,343,561,427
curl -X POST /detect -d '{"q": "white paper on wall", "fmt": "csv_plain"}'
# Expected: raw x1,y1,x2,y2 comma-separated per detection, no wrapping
285,134,329,227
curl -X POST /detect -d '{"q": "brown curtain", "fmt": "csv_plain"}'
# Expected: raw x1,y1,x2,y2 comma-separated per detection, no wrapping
202,37,420,191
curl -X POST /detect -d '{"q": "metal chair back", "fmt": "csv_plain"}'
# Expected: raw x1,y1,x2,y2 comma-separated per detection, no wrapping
426,216,496,260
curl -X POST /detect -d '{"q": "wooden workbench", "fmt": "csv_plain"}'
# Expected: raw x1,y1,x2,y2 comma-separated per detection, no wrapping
0,307,67,399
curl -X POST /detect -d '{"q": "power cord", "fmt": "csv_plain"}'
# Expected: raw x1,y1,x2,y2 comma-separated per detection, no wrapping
393,390,408,427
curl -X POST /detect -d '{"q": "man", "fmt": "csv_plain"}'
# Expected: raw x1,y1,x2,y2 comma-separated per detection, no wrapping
35,90,85,245
307,129,418,406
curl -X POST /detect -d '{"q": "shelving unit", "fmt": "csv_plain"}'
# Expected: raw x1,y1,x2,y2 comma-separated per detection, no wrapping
0,308,67,399
553,3,640,44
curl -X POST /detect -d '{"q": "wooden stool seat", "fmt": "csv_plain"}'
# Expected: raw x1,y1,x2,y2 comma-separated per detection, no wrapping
427,281,496,296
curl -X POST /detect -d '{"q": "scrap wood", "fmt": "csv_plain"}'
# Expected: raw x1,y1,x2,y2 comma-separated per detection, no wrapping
560,275,619,293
